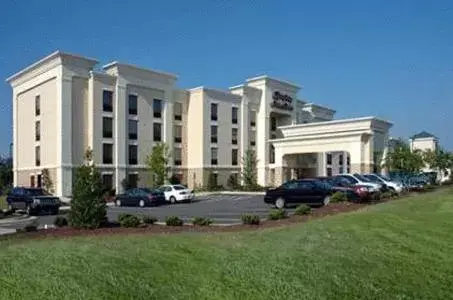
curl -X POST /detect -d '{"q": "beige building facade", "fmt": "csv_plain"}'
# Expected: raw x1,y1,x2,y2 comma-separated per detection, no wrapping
7,51,393,198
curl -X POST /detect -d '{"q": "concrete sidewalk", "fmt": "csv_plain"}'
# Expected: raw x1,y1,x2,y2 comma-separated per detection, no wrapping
0,215,39,235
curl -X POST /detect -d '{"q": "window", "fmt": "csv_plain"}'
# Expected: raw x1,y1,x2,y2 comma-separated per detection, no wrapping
232,107,238,124
128,174,138,188
347,155,350,165
326,167,332,177
35,95,40,116
174,125,182,143
341,175,358,184
37,174,42,188
128,94,137,115
250,110,256,127
174,102,182,121
250,132,256,146
271,117,277,131
232,149,238,166
30,176,35,187
102,174,113,190
153,123,162,142
103,117,113,138
211,125,218,143
326,153,332,165
35,121,40,141
128,120,138,140
270,144,275,163
103,143,113,164
174,147,182,166
209,173,218,186
282,181,298,189
103,90,113,112
339,154,344,165
129,145,138,165
211,103,218,121
153,99,162,118
35,146,40,166
347,167,350,173
339,167,344,174
232,128,238,145
211,147,218,165
296,181,315,190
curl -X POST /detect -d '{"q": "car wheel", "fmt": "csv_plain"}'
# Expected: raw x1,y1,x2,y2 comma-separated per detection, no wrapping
170,196,176,204
139,199,145,207
275,197,286,209
323,196,330,206
26,205,33,216
116,199,122,207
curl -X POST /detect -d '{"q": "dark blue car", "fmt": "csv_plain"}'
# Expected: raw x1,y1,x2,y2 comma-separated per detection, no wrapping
114,188,166,207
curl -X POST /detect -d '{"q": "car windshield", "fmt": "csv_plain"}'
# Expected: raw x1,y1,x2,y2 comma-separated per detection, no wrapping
377,174,392,181
315,180,332,189
173,185,186,190
354,174,371,182
24,189,45,196
364,175,380,183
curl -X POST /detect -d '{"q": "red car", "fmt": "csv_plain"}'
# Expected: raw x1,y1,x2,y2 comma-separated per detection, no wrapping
315,177,374,202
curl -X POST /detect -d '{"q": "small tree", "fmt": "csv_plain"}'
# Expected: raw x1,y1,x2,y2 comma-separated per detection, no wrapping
206,171,217,190
227,173,239,190
384,139,424,173
423,148,453,176
69,149,107,229
168,174,181,185
0,156,12,194
41,168,54,194
146,143,171,187
241,149,258,190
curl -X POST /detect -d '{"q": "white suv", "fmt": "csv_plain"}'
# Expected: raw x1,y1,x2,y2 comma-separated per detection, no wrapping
336,174,383,192
364,174,403,193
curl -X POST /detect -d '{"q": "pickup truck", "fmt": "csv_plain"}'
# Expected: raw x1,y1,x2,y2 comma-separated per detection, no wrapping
7,187,61,215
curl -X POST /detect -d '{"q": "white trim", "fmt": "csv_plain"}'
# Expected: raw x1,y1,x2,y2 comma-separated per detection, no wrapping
101,171,114,175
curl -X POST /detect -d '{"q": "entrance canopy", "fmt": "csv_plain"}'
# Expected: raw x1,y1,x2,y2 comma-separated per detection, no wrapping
271,117,392,183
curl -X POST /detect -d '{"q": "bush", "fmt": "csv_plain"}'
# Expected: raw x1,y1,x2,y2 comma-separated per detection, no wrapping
331,191,348,203
118,213,134,224
227,174,239,190
381,191,394,199
268,209,288,220
168,174,181,185
241,214,260,225
294,204,311,215
191,216,213,226
69,149,107,229
54,216,68,228
165,216,184,226
140,215,158,224
16,225,38,233
119,214,141,228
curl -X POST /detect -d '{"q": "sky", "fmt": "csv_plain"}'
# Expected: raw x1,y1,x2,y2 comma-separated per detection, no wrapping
0,0,452,155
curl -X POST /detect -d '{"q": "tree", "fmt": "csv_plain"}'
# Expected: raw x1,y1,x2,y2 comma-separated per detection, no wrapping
41,168,54,194
0,156,12,194
69,148,107,229
168,174,181,185
423,148,453,176
384,139,425,173
146,143,171,187
241,149,259,190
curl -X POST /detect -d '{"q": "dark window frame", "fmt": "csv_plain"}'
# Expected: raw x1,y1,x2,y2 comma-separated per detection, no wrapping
35,95,41,116
326,153,332,165
174,125,182,143
128,94,138,115
174,148,182,166
211,125,218,144
232,128,238,145
128,144,138,165
35,146,40,167
232,149,238,166
103,90,113,112
211,103,218,121
174,102,182,121
232,107,238,124
102,174,114,190
35,121,41,141
128,119,138,140
153,99,162,119
103,143,113,164
211,148,218,165
153,122,162,142
103,117,113,138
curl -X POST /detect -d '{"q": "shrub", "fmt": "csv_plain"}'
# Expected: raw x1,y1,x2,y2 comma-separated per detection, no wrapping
69,149,107,229
165,216,184,226
227,174,239,190
331,191,348,203
17,225,38,233
141,215,158,225
119,215,141,228
54,216,68,228
241,214,260,225
192,216,213,226
381,191,394,199
118,213,134,224
268,209,288,220
294,204,311,215
168,174,181,185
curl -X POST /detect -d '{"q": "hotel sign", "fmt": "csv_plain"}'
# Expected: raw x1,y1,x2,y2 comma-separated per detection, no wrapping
271,91,293,111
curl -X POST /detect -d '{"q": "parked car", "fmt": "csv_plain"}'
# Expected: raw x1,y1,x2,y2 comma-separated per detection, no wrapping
264,179,333,208
114,188,166,207
363,174,403,193
6,187,61,215
160,184,194,203
334,174,383,193
317,176,375,201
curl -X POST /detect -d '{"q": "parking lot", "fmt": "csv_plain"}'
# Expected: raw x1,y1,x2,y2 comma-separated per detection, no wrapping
36,193,283,227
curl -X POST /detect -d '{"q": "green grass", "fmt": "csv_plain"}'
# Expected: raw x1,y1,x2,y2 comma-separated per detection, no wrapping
1,190,453,299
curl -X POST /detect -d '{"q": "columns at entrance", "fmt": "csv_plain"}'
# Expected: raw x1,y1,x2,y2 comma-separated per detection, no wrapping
349,133,374,174
317,152,326,176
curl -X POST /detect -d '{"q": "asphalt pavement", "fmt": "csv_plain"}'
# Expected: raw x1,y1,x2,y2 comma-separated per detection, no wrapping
36,194,284,227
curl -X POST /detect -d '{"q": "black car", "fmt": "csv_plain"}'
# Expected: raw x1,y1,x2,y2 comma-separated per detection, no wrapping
264,179,333,209
115,188,166,207
7,187,61,215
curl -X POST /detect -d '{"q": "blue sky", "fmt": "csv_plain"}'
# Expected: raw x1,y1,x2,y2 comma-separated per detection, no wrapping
0,0,452,155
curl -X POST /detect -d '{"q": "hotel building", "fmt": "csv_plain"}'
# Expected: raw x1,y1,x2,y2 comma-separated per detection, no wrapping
7,51,392,199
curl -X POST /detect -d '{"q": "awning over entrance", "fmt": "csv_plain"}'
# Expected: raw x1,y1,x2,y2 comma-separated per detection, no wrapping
270,117,392,185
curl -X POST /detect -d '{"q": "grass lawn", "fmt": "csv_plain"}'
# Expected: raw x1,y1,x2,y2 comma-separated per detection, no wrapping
1,190,453,299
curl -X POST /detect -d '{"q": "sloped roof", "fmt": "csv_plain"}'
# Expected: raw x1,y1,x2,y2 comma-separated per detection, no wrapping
410,131,438,140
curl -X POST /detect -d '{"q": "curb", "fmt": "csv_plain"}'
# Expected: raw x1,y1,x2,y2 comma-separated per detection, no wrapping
0,215,37,226
195,191,265,197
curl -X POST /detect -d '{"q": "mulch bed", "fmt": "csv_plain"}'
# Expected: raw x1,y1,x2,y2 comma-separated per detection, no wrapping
15,198,400,240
